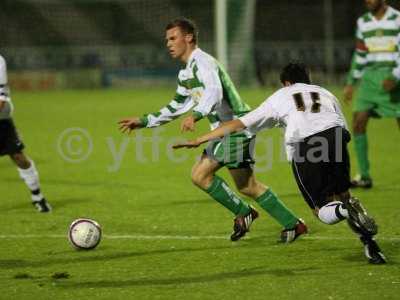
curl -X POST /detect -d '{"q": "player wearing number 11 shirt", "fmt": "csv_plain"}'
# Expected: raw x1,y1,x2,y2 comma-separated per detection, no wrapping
174,62,386,264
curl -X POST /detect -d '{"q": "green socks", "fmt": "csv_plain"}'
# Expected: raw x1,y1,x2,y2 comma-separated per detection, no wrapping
205,176,251,216
255,189,298,229
354,134,370,179
204,177,299,229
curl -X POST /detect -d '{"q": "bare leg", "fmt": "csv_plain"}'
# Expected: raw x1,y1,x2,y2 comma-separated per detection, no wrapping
9,151,31,169
10,152,51,212
228,167,267,199
353,111,369,134
229,167,305,241
191,154,222,190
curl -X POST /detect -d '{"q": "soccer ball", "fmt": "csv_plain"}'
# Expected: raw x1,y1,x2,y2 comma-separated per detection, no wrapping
68,218,102,250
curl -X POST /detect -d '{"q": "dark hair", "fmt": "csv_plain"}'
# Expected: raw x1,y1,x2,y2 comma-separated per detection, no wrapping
280,62,311,85
165,17,198,44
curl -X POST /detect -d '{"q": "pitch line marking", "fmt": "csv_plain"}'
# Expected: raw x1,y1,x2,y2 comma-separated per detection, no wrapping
0,234,398,241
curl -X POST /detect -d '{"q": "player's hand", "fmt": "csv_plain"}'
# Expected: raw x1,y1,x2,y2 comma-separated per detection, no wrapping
0,100,5,111
172,139,201,149
118,117,143,134
382,79,397,92
343,85,354,104
180,115,196,132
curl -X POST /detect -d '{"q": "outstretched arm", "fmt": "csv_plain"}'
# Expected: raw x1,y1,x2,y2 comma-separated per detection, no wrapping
173,119,245,149
118,91,193,134
118,117,144,133
174,95,280,149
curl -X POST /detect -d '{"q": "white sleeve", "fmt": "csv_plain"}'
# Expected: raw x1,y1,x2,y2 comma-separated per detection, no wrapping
144,99,195,128
142,87,195,128
0,56,9,101
191,61,222,118
321,87,349,130
332,96,349,131
239,98,279,133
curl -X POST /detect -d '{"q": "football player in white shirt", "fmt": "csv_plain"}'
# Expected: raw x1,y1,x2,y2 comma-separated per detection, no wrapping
0,55,51,212
174,63,386,264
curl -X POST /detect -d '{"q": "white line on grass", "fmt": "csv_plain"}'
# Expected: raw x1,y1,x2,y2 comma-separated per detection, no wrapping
0,234,399,241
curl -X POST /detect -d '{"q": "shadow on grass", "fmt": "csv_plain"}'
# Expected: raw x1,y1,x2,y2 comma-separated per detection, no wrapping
166,192,300,206
0,197,91,211
48,197,92,209
341,239,399,265
2,177,139,189
55,266,318,288
0,243,270,270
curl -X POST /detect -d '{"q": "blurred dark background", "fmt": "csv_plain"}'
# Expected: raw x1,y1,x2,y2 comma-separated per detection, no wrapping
1,0,398,88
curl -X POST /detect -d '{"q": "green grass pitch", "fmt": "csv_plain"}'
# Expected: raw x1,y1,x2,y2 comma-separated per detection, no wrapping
0,87,399,299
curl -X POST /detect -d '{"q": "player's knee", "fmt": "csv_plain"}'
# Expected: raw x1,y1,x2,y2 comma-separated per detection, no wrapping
191,168,212,189
337,191,350,202
317,208,334,224
317,204,342,225
191,175,202,188
190,169,201,187
190,165,201,186
241,180,269,200
10,152,30,169
237,181,262,199
353,123,366,134
353,115,368,134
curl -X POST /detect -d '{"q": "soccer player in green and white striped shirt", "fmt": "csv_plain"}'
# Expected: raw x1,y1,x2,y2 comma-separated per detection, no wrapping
119,18,307,242
344,0,400,188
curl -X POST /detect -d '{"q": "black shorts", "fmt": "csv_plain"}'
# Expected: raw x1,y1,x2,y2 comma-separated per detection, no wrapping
291,126,351,209
0,118,25,156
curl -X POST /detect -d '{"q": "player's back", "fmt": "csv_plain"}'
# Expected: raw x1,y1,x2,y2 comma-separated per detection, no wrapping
270,83,347,143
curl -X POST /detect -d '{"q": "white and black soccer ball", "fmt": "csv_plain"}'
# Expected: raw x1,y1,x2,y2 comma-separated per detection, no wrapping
68,218,102,250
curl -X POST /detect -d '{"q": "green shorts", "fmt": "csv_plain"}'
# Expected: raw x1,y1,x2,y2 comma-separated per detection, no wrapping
203,133,255,169
355,67,400,118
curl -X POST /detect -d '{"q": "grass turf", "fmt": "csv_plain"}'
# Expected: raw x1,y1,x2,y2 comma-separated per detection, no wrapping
0,87,399,299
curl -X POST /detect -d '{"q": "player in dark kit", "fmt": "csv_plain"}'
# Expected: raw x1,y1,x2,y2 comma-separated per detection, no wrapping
0,54,51,212
174,63,386,264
